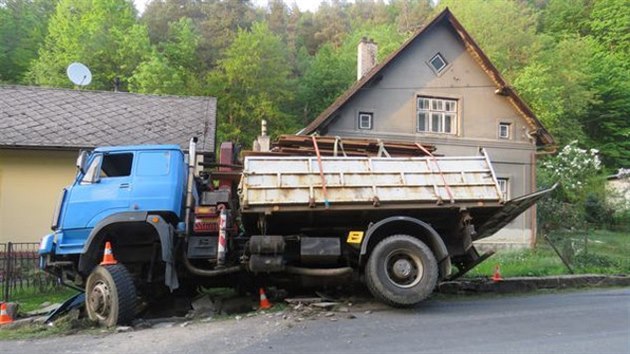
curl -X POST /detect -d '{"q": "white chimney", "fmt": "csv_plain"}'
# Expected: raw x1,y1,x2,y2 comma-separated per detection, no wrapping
357,37,378,80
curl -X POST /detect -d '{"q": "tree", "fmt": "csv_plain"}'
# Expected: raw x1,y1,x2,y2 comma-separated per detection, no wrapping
312,0,351,48
514,35,597,145
207,22,297,146
266,0,288,39
391,0,431,34
583,0,630,167
0,0,56,83
435,0,542,80
28,0,151,90
129,17,202,95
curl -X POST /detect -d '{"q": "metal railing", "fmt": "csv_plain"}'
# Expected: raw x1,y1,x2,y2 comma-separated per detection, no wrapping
0,242,61,302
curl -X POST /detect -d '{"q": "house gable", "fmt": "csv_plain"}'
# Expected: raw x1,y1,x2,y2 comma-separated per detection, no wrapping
301,8,554,148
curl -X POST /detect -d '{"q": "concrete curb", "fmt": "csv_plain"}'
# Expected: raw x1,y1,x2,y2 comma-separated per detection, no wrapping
438,274,630,294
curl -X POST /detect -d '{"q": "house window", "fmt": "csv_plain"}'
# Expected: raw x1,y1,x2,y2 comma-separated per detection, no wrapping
497,178,509,200
429,53,447,73
416,96,457,134
358,112,373,130
499,122,511,139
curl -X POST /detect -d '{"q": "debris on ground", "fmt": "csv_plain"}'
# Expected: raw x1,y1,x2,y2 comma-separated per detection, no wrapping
26,303,61,316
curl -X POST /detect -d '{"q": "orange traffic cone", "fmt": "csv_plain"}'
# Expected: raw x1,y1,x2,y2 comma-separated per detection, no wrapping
0,303,13,325
491,264,502,282
259,288,272,310
100,241,118,265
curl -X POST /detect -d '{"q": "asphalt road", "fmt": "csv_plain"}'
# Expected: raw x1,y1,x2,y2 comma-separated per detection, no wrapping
4,288,629,354
242,288,630,354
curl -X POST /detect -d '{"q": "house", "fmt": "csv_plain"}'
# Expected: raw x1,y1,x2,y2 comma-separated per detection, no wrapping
0,85,216,243
300,8,555,248
607,168,630,210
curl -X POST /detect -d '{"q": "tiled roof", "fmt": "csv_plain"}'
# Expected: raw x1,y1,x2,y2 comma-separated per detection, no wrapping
300,8,555,147
0,85,216,153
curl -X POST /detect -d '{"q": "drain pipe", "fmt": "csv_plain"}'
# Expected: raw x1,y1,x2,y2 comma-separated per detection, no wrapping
184,137,198,236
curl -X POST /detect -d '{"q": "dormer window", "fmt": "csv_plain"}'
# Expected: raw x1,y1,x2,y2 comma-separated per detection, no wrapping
429,53,447,73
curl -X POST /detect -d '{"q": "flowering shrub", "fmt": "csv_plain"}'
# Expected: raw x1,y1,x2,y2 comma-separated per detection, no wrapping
537,141,607,232
540,141,601,202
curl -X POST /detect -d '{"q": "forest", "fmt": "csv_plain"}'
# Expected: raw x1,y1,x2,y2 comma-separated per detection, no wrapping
0,0,628,169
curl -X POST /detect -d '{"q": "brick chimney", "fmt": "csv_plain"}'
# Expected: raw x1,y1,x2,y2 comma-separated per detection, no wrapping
357,37,378,80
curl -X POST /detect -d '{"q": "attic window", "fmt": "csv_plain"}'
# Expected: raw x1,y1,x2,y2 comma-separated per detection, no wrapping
429,53,447,73
498,122,511,139
358,112,373,130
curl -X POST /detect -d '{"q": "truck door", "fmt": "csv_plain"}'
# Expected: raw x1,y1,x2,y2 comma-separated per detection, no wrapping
62,152,134,230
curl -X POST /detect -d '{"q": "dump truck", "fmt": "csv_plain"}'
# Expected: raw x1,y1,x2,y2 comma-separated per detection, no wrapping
39,137,553,326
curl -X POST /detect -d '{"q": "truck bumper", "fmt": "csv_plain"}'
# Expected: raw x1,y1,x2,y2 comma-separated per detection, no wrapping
39,232,56,270
39,233,56,255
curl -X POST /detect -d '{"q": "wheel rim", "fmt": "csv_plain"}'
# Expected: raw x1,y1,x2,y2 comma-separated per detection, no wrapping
88,280,112,320
384,249,424,288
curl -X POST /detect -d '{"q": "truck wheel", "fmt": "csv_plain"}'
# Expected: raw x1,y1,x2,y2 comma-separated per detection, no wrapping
365,235,438,307
85,264,137,327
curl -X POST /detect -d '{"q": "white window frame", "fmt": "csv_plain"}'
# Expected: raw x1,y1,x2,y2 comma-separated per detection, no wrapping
416,96,457,134
429,53,447,73
498,122,511,139
358,112,373,130
497,178,509,200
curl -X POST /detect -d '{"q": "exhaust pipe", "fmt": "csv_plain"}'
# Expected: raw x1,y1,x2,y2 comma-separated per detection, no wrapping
184,137,198,236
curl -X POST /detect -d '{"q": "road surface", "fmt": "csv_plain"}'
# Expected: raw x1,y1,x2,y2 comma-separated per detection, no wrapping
4,288,629,354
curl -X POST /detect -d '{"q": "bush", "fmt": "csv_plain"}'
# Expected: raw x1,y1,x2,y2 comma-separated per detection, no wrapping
584,194,614,227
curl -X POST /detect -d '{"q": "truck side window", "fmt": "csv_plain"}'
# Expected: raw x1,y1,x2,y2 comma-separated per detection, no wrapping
81,154,103,184
101,153,133,177
137,152,170,176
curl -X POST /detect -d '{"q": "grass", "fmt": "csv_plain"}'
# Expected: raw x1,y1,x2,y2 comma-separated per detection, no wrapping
9,287,79,314
468,229,630,278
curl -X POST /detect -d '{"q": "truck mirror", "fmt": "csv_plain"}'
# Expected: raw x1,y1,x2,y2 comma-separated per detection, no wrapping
76,151,89,174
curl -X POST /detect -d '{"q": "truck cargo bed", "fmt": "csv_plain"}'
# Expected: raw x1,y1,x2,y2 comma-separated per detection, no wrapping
239,151,504,213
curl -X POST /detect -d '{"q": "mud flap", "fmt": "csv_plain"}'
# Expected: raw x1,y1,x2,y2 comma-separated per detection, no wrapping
147,215,179,291
474,183,558,241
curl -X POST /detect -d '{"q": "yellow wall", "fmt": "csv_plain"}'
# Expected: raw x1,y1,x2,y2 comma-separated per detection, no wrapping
0,149,78,243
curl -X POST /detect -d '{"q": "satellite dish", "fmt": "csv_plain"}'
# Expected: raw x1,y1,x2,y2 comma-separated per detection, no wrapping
66,62,92,86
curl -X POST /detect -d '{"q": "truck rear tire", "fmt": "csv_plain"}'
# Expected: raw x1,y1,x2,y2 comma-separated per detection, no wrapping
86,264,137,327
365,235,438,307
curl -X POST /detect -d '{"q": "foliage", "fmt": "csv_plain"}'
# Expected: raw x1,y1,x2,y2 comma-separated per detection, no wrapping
539,141,602,201
435,0,542,80
207,22,297,146
0,0,627,168
513,36,597,144
129,17,203,95
27,0,151,90
0,0,56,82
537,141,606,231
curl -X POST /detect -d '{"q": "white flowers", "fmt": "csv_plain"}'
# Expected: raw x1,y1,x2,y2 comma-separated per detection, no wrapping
542,140,601,193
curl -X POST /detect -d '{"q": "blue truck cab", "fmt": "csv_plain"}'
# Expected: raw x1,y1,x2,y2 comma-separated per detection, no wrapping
40,145,187,274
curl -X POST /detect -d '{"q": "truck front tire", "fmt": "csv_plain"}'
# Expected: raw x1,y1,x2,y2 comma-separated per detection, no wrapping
365,235,438,307
86,264,137,327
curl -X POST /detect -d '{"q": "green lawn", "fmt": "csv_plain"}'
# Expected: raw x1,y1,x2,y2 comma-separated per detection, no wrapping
9,287,79,314
468,229,630,277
